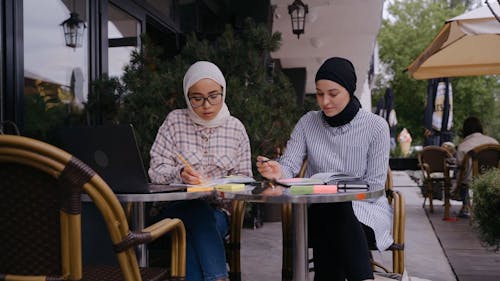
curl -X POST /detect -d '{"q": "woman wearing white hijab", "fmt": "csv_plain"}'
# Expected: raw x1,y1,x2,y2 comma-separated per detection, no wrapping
149,61,252,281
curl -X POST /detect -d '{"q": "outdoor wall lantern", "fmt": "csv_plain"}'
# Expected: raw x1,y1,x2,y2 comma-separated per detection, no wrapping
61,8,86,48
288,0,309,39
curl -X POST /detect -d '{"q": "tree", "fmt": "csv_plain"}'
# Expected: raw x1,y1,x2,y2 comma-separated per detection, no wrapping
108,19,301,176
376,0,499,144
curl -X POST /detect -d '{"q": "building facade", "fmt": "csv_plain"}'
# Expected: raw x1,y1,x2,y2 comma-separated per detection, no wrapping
0,0,271,139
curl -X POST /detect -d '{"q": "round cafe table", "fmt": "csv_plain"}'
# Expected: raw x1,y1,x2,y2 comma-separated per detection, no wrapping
218,185,385,281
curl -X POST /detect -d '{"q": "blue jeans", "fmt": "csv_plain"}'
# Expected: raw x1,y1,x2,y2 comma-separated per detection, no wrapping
154,199,229,281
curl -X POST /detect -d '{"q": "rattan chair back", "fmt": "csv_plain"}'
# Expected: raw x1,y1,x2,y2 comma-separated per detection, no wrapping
418,146,452,213
0,134,186,281
371,168,406,274
468,143,500,176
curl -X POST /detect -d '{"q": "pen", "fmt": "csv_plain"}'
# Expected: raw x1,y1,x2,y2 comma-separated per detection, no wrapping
260,176,291,188
177,153,192,170
257,157,271,163
337,186,370,192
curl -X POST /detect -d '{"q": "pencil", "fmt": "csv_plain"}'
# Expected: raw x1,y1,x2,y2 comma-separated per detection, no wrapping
177,153,192,169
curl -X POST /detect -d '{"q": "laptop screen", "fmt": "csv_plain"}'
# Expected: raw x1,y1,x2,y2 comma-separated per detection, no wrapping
58,124,151,193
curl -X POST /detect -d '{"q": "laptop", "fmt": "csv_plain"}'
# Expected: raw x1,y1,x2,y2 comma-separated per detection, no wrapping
58,124,186,193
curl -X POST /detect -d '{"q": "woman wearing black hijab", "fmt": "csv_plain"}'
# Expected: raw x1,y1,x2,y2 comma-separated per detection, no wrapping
257,57,392,281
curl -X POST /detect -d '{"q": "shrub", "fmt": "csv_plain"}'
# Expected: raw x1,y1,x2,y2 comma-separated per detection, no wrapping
471,169,500,249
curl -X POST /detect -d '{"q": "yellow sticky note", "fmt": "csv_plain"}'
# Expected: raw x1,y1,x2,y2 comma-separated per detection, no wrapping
187,186,214,192
215,184,245,191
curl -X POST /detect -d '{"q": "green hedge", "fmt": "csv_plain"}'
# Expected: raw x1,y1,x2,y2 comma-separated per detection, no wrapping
471,169,500,249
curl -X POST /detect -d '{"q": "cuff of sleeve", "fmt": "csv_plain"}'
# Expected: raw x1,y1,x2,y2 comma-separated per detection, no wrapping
176,166,184,183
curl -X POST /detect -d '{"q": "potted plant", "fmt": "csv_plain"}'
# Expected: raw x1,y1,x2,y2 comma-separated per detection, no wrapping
471,169,500,249
389,146,419,171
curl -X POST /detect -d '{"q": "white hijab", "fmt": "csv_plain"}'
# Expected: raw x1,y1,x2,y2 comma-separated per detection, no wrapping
183,61,231,128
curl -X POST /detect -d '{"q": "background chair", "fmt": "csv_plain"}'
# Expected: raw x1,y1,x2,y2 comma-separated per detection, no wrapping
455,143,500,217
0,134,186,281
467,143,500,176
417,146,453,216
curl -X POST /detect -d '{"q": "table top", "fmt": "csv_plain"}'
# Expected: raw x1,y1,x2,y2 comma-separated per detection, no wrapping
217,185,385,204
81,190,213,202
82,185,384,204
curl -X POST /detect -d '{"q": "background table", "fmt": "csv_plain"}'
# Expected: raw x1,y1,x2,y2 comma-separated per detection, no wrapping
218,186,385,281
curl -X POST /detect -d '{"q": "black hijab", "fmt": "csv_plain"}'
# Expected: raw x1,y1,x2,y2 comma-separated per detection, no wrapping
315,57,360,127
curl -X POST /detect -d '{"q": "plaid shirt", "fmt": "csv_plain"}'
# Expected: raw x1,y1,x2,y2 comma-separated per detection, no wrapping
149,109,252,184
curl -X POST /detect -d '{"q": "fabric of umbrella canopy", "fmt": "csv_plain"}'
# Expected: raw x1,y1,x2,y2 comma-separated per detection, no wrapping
407,2,500,80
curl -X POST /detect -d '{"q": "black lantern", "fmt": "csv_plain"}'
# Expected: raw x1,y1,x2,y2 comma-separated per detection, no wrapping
288,0,309,39
61,11,86,48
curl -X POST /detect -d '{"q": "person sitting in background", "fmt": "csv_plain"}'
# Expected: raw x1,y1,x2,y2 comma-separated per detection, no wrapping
454,116,498,218
441,141,458,178
441,141,456,156
257,57,392,281
148,61,252,281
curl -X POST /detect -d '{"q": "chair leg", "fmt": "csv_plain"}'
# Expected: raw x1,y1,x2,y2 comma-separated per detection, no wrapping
228,200,245,281
396,192,406,274
443,182,451,219
427,182,434,213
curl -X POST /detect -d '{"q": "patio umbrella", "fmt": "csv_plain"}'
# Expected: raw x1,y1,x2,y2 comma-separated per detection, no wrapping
423,78,453,146
407,2,500,80
375,88,398,148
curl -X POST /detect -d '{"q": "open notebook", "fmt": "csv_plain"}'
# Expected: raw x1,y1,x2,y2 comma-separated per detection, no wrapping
277,172,369,194
182,175,256,192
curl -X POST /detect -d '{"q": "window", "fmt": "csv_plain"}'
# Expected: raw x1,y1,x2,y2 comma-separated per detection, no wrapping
23,0,89,140
108,3,141,78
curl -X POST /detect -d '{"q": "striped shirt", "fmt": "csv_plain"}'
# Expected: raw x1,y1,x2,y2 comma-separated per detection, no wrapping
280,109,393,250
148,109,252,183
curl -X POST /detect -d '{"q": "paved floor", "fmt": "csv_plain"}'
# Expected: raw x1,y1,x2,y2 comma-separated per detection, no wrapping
426,201,500,281
238,171,482,281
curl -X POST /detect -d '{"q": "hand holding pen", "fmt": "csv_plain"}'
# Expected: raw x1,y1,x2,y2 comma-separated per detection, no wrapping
177,153,204,185
256,155,283,180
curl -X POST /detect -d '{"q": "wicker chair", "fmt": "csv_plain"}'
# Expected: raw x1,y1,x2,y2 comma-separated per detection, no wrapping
455,143,500,215
464,143,500,177
417,146,453,215
371,169,406,274
0,134,186,281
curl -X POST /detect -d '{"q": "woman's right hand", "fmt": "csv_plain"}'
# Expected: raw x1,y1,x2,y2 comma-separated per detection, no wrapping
256,155,283,180
180,165,203,185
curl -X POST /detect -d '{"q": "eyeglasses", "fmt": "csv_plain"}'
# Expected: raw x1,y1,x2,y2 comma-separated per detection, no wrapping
188,93,223,108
